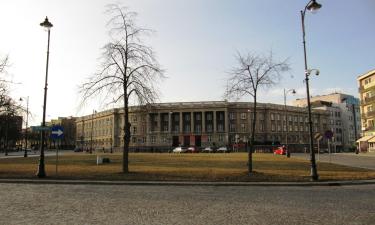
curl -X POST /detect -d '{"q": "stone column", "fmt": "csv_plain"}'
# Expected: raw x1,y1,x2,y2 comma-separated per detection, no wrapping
179,112,183,133
202,111,206,133
191,112,194,133
213,111,217,132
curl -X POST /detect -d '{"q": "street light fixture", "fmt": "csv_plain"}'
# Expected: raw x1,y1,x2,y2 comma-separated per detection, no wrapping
283,88,296,158
301,0,321,181
19,97,29,157
37,17,53,178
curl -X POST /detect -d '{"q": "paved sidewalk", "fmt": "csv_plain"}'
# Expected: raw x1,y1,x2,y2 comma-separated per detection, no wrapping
292,153,375,170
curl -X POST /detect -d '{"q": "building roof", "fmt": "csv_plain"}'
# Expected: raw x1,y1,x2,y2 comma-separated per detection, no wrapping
357,69,375,81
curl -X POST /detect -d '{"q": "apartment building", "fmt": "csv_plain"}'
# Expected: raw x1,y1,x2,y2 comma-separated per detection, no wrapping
357,69,375,152
293,93,361,151
75,101,329,152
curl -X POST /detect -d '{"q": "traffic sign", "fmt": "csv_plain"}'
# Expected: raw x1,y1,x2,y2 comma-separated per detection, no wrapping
51,125,64,139
31,126,50,131
314,132,322,140
324,130,333,139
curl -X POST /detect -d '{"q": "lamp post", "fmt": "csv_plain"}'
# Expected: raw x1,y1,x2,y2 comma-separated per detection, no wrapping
19,97,29,157
90,110,97,154
37,17,53,178
283,88,296,158
301,0,321,181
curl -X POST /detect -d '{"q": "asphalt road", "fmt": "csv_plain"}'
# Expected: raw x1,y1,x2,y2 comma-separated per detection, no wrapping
0,183,374,225
293,153,375,170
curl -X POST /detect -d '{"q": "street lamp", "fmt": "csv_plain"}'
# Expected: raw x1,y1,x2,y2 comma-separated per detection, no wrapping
19,97,29,157
301,0,321,181
37,17,53,178
283,88,296,158
90,110,97,154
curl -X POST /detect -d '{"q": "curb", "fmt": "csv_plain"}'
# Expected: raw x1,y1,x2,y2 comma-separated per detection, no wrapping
1,178,375,187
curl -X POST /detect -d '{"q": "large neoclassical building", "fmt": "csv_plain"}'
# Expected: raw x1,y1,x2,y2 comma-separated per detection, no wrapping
75,101,330,152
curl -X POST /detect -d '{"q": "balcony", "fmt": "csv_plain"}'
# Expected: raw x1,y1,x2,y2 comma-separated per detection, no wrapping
366,110,375,118
362,96,375,105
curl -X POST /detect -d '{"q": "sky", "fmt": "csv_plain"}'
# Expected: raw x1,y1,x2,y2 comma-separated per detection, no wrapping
0,0,374,126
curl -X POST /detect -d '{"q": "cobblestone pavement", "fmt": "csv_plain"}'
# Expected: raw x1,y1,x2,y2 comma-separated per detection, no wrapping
293,153,375,170
0,183,374,225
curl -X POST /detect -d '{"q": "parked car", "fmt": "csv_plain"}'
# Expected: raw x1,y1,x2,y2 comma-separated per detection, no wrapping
74,147,83,152
202,147,215,153
216,146,229,153
273,146,287,155
172,146,188,153
186,146,199,153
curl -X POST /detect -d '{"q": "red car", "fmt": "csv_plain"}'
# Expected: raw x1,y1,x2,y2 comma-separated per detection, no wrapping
273,146,287,155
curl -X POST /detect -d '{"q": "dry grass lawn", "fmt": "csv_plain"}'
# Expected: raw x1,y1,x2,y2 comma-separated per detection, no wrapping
1,152,374,182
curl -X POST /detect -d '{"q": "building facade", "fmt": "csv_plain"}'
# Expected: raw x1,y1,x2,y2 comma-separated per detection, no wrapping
357,69,375,152
293,93,361,151
75,101,330,152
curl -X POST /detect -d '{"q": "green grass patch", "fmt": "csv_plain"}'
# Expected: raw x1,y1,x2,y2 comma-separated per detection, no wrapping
0,153,374,182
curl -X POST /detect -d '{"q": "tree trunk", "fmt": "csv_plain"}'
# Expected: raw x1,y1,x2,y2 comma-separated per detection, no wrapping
248,95,257,175
123,96,131,173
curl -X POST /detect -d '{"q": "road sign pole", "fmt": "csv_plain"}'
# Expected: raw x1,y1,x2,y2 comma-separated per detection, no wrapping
328,139,331,163
317,139,320,161
56,146,58,176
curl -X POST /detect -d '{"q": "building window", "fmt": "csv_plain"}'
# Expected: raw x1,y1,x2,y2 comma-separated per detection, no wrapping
270,113,274,120
276,114,280,121
195,113,201,121
132,126,137,134
229,124,236,132
195,125,202,133
260,123,264,132
207,124,213,132
218,112,224,120
240,113,246,120
218,135,224,142
218,124,224,132
151,136,156,143
207,135,212,142
184,125,190,133
271,123,275,132
241,123,246,132
229,112,235,120
206,113,212,121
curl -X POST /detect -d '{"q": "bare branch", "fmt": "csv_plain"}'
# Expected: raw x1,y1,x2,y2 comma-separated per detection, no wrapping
78,3,165,173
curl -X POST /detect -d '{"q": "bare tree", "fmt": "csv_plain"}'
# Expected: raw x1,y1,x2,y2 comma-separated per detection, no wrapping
0,55,10,111
0,55,8,74
225,51,290,175
80,4,164,173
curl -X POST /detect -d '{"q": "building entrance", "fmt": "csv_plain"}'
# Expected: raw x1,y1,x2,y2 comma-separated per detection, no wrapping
195,136,201,147
184,136,190,146
172,136,179,147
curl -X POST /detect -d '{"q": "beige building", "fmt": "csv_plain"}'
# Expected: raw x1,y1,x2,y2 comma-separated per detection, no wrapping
357,69,375,152
75,101,329,153
293,93,361,151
